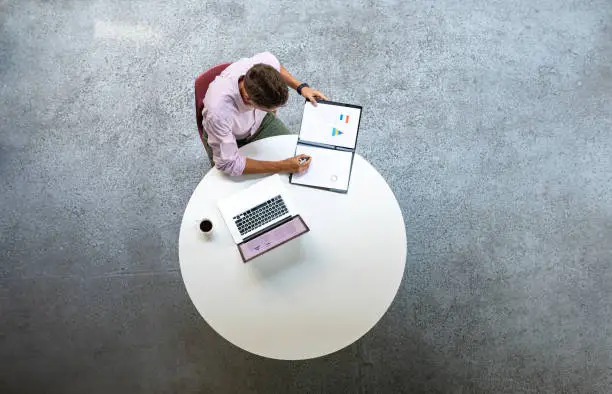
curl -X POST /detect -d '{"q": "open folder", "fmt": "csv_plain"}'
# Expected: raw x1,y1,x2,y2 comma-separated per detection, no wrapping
289,100,363,193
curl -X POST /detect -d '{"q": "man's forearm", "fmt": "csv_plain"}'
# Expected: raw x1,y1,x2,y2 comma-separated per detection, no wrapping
280,65,301,90
242,157,288,174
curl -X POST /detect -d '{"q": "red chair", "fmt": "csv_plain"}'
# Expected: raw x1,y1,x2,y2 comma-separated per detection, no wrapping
195,62,232,160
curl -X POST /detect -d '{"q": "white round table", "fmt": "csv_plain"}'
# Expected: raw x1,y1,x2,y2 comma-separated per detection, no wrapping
179,135,406,360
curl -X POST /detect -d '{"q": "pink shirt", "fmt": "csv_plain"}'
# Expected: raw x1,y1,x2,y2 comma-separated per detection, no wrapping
202,52,281,176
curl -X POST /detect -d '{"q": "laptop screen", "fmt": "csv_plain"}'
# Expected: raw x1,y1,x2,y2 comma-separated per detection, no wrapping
237,215,309,263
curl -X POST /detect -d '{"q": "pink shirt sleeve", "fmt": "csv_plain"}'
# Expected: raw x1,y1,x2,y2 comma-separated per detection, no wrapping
204,114,246,176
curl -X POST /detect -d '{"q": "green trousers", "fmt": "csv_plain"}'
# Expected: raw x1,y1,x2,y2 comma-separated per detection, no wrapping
202,113,292,166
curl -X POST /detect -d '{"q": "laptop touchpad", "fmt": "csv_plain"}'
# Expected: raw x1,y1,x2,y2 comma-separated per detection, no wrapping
238,216,309,263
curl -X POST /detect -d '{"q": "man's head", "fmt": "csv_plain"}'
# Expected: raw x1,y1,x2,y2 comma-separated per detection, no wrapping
241,63,288,111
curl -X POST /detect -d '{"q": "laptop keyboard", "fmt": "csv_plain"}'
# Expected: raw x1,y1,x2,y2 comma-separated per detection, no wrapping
233,195,289,235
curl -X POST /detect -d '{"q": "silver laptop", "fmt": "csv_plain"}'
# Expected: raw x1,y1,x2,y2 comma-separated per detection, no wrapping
218,174,300,244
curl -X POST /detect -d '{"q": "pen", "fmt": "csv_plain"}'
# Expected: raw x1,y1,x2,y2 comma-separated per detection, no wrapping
299,157,310,165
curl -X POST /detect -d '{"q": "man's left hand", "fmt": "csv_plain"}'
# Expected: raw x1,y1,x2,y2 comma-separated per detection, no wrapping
301,87,328,106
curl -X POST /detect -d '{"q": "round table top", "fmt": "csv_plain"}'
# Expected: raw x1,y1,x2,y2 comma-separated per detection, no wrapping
179,135,406,360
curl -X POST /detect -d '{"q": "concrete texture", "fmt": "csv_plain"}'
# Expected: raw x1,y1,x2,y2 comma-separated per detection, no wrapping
1,0,611,392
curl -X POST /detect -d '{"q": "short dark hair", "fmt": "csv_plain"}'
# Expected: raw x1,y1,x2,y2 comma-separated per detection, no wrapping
243,63,288,109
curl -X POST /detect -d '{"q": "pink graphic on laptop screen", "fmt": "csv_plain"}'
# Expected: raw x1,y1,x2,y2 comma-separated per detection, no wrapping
238,216,308,262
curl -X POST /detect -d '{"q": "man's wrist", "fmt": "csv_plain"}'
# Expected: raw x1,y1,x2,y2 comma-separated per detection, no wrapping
277,158,291,173
296,83,309,96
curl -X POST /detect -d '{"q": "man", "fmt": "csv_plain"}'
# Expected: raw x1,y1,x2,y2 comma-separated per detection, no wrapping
202,52,328,176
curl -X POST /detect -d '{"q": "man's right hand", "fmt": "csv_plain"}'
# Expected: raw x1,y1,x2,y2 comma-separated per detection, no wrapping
242,154,311,175
282,154,311,173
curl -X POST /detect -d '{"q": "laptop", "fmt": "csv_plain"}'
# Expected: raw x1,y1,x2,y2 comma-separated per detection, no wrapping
218,174,309,262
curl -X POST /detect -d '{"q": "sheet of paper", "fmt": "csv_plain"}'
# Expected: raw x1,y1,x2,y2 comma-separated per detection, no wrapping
291,145,353,191
299,102,361,149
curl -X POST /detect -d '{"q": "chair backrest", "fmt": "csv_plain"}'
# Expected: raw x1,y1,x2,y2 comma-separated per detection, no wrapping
195,62,232,143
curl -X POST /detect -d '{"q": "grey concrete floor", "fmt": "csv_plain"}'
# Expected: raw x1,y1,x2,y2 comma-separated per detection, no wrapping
1,0,611,393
